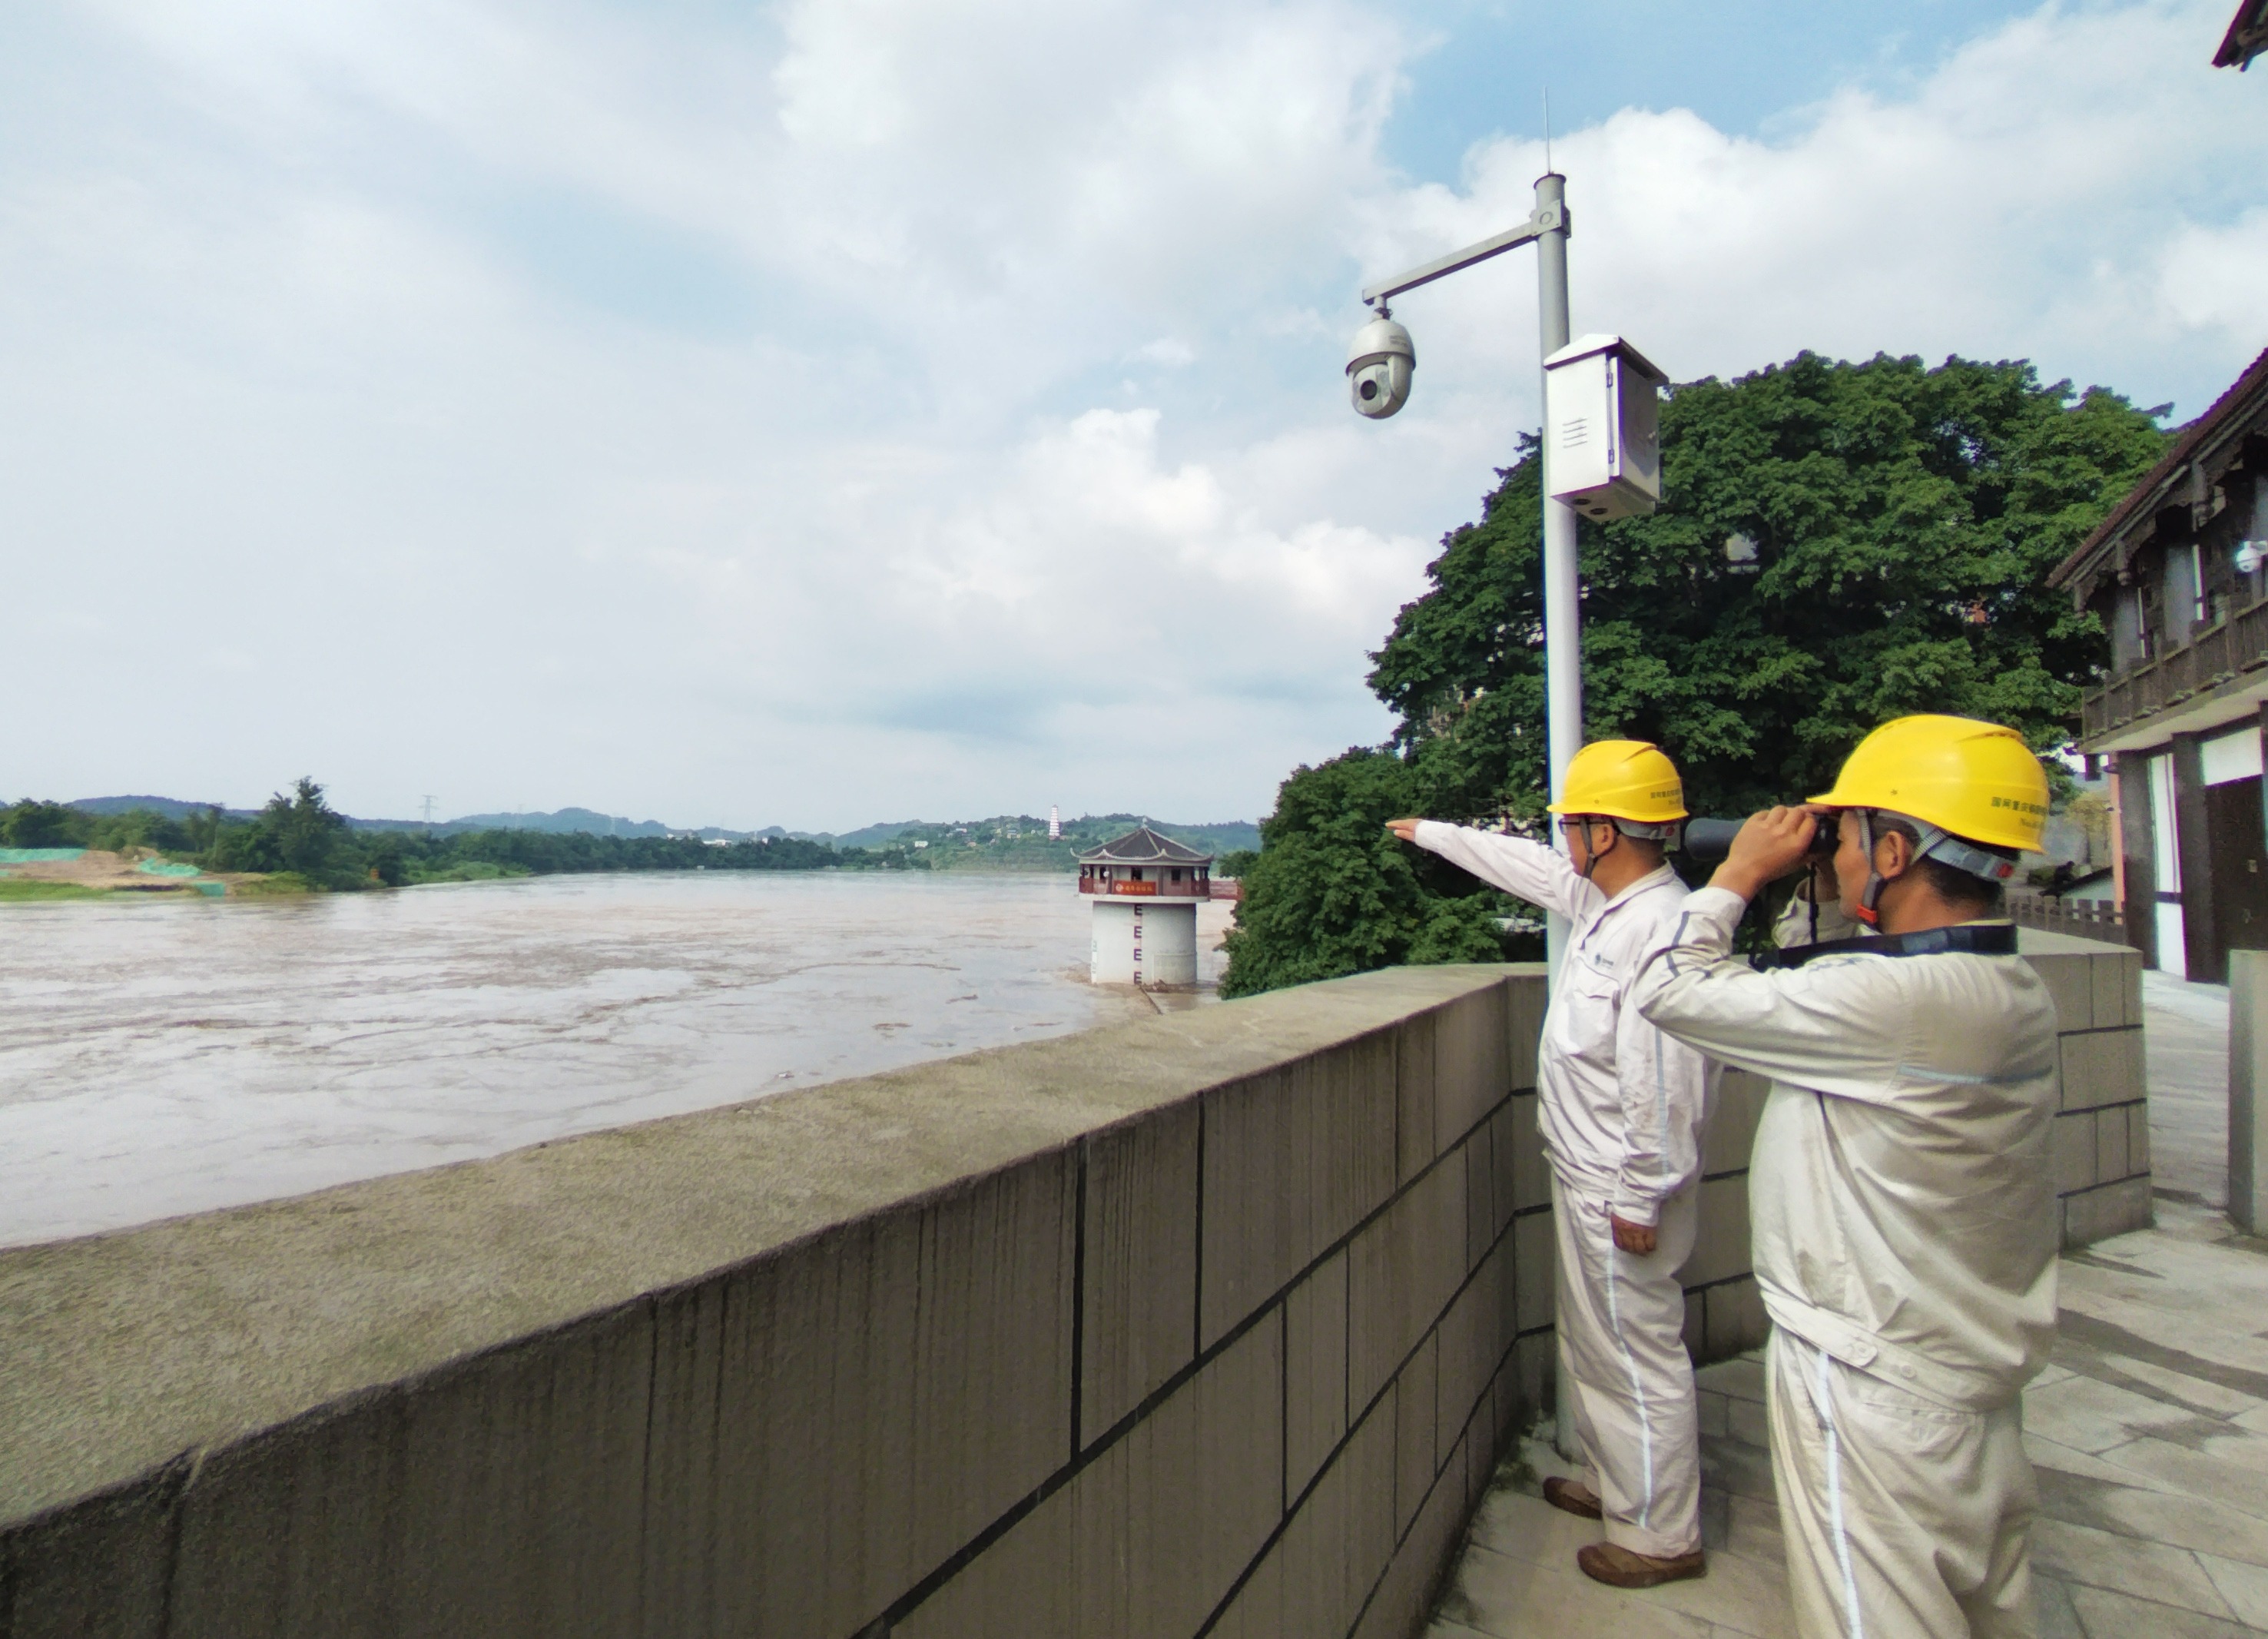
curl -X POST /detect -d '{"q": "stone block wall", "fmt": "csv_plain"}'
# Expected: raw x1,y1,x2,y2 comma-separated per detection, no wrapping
0,967,1554,1639
2021,929,2154,1246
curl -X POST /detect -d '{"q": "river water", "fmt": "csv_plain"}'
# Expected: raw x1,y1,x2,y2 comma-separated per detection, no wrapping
0,872,1227,1247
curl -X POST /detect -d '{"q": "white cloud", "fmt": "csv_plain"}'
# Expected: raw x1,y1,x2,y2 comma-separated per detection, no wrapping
2158,209,2268,341
2,0,2263,828
1348,1,2266,420
1129,338,1198,367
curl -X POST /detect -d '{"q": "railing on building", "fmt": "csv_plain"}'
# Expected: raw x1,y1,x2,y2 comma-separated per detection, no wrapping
2082,593,2268,742
2007,889,2129,944
1077,871,1209,898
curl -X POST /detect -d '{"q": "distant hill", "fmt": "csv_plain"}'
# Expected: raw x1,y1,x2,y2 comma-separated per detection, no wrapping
835,813,1261,872
826,819,929,850
60,797,1258,864
71,795,260,821
440,808,680,838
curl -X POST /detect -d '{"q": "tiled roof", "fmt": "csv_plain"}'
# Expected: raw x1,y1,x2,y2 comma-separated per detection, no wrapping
1077,825,1213,866
2047,346,2268,592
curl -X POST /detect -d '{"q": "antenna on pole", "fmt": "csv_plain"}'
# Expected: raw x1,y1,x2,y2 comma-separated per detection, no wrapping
1544,88,1553,172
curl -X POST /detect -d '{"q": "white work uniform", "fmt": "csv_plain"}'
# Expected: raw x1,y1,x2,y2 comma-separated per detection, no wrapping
1411,823,1713,1558
1630,888,2060,1639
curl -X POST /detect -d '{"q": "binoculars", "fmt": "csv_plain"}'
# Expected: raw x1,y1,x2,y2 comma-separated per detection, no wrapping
1679,817,1839,864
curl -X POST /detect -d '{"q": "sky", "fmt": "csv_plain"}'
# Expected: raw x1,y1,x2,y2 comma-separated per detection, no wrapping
4,0,2263,832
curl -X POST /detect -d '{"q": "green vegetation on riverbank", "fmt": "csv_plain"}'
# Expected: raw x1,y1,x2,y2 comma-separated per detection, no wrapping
0,879,107,902
0,781,923,894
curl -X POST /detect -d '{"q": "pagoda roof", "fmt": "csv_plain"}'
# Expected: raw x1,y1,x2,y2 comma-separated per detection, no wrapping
1077,825,1213,866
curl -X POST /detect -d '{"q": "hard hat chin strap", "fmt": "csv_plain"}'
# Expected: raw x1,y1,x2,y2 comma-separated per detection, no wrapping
1569,817,1679,880
1854,808,2018,924
1855,808,1885,927
1570,821,1614,880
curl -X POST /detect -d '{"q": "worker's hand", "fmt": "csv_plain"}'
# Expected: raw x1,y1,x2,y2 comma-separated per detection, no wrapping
1385,817,1424,844
1610,1213,1658,1255
1710,805,1827,902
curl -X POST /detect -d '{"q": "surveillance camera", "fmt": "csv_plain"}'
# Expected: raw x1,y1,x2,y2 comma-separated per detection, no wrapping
1347,312,1414,419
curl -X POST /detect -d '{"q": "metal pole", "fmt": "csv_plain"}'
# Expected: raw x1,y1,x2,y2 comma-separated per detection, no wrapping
1534,170,1586,1468
1534,171,1580,977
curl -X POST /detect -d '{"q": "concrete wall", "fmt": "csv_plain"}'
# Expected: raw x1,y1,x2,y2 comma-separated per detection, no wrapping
2023,929,2154,1246
1089,899,1199,987
0,941,2150,1639
0,967,1553,1639
2223,949,2265,1233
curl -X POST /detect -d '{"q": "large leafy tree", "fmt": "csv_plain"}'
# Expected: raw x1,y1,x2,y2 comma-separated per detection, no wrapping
208,777,357,883
1222,351,2166,997
1216,750,1510,997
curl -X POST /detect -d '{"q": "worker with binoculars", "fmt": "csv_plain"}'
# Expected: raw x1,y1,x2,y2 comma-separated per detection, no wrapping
1390,738,1716,1591
1630,715,2060,1639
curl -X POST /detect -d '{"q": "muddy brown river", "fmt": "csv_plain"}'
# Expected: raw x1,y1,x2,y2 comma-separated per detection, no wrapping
0,872,1227,1246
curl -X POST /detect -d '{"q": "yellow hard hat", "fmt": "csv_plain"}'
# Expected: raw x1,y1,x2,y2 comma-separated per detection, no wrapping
1546,740,1688,824
1809,714,2049,854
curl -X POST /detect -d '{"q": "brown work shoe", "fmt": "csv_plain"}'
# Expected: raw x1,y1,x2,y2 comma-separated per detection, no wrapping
1541,1476,1603,1519
1577,1541,1706,1588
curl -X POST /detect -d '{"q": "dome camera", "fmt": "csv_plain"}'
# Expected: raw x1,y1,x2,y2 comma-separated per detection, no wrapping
1347,311,1414,419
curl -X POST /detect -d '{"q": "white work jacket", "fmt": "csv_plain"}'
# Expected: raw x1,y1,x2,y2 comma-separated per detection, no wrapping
1630,887,2060,1411
1411,823,1713,1223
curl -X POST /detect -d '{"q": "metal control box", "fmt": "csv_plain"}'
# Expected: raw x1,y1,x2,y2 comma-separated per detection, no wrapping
1544,334,1666,521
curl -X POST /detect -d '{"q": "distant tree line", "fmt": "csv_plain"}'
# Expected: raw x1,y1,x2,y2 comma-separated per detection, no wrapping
0,780,923,891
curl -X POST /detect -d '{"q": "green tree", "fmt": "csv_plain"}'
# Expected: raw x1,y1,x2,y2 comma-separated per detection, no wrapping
221,778,356,884
83,808,192,854
1223,351,2165,997
1216,749,1514,998
0,801,90,848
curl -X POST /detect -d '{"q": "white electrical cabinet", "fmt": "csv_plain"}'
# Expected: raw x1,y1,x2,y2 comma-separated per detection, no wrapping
1543,334,1667,521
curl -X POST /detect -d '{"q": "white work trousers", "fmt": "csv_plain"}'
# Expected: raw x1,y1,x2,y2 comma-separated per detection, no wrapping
1767,1329,2038,1639
1552,1178,1702,1558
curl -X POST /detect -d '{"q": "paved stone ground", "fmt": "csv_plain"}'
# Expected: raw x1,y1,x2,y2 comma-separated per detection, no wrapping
1431,977,2268,1639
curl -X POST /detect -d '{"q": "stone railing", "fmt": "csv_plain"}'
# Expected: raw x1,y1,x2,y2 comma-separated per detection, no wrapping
0,945,2147,1637
2007,890,2127,946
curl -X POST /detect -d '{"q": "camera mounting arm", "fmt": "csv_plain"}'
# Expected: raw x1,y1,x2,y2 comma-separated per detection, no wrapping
1358,198,1569,310
1348,171,1583,1000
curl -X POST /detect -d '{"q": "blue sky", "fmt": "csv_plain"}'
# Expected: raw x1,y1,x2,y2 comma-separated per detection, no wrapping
3,0,2263,831
1382,0,2044,174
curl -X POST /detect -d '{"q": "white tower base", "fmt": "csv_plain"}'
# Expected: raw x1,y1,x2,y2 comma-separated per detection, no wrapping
1089,901,1199,987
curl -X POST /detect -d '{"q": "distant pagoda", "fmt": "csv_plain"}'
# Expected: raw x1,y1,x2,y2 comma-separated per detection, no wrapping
1077,824,1213,987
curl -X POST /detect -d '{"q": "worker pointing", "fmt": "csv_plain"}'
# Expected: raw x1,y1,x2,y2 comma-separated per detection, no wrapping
1390,739,1716,1590
1629,715,2060,1639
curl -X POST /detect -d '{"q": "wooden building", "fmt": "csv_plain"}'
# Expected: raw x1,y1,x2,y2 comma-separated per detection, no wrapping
2049,348,2268,979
